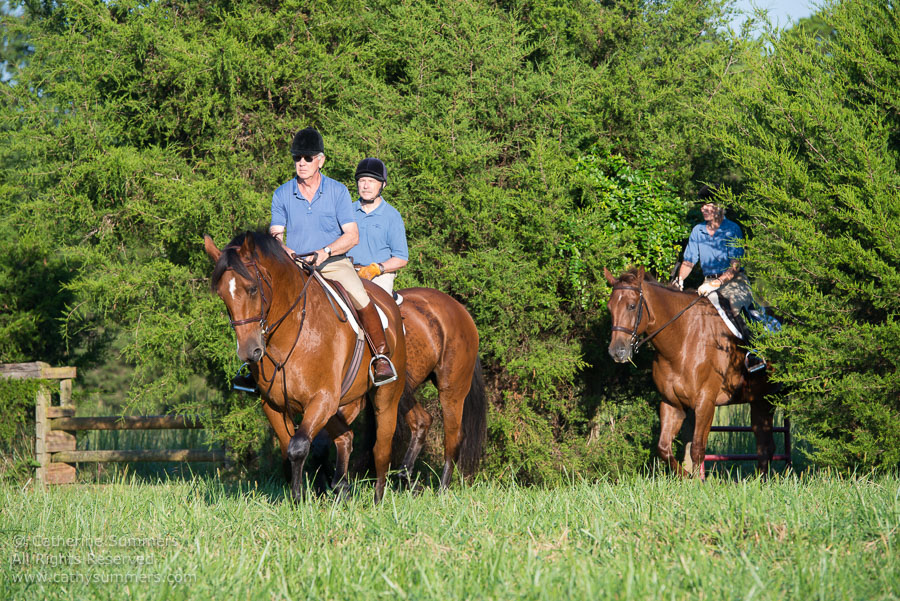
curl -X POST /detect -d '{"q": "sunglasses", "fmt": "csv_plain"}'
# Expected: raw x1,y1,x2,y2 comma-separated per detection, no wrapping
293,154,320,163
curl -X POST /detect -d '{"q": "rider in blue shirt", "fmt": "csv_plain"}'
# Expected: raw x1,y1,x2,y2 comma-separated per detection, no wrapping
674,186,764,371
349,158,408,294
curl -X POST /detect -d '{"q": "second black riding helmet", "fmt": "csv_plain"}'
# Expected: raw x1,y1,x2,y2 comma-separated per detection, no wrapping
355,157,388,183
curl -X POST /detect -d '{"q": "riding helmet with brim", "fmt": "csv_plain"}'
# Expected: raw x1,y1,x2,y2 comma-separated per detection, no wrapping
290,128,324,156
355,157,388,183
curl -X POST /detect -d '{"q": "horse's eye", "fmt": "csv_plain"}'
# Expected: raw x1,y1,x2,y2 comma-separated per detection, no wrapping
627,303,637,311
248,286,258,296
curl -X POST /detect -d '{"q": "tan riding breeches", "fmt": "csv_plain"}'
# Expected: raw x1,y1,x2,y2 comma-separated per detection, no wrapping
713,271,754,313
370,272,396,295
320,257,370,309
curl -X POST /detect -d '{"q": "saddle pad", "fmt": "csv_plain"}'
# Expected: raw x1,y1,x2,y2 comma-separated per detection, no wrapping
707,291,743,339
312,272,388,336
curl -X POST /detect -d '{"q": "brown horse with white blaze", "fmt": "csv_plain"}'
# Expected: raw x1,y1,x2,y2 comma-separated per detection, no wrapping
604,267,776,476
205,231,407,503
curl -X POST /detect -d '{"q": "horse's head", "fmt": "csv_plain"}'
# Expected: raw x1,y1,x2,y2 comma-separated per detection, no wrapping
205,232,278,364
604,266,649,363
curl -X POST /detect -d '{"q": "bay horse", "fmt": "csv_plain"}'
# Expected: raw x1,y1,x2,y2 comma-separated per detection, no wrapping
604,267,776,476
372,287,486,489
204,231,407,503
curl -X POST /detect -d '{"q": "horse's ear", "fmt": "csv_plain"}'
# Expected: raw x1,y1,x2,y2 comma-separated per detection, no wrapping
242,233,256,254
604,267,617,286
203,235,221,263
637,266,645,282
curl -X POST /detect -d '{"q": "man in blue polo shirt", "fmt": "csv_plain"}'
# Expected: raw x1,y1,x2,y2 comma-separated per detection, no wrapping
674,186,764,370
350,158,409,294
269,127,396,385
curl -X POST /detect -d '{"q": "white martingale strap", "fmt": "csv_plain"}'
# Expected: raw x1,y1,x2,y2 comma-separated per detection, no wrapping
312,271,389,337
707,291,743,339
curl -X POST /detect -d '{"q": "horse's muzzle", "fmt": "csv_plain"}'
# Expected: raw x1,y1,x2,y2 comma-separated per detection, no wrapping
608,340,633,363
237,334,265,364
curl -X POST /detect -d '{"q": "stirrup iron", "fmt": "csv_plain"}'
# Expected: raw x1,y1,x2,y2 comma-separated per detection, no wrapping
744,351,767,373
368,354,398,386
232,362,258,393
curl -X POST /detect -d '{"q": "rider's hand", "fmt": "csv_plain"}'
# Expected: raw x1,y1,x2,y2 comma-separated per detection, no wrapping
698,279,721,296
672,277,684,291
313,249,329,265
358,263,383,280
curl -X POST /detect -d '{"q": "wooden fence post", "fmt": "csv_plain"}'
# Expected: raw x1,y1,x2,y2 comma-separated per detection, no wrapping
34,386,49,487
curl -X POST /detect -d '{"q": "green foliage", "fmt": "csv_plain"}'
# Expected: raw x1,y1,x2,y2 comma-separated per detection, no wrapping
709,0,900,469
0,378,42,481
0,0,751,479
575,151,689,279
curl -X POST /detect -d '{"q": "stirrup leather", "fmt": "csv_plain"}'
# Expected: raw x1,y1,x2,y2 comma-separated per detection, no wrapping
368,354,398,386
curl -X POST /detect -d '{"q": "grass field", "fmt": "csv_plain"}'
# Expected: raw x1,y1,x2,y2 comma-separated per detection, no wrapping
2,471,897,601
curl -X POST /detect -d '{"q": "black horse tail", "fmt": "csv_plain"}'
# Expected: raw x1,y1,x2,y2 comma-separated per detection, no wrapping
457,359,487,476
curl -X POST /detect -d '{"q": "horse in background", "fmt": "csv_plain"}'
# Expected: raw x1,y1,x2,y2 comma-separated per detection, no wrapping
604,267,777,476
363,287,486,489
205,231,407,503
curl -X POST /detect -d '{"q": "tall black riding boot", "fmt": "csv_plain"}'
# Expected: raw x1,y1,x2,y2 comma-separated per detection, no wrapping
358,303,397,385
721,298,766,373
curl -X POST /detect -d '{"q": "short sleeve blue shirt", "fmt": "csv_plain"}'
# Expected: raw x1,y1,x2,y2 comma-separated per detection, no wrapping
270,175,354,253
683,218,745,276
348,199,409,265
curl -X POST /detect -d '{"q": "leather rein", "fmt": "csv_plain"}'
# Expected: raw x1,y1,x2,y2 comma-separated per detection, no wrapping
610,281,705,355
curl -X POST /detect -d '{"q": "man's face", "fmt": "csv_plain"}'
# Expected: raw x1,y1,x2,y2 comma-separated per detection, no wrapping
357,176,382,202
294,153,323,180
700,202,722,222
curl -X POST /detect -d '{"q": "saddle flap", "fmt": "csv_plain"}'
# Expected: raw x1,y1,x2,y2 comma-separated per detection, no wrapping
707,291,743,339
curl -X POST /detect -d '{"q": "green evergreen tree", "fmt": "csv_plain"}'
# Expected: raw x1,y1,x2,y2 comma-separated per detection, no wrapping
711,0,900,469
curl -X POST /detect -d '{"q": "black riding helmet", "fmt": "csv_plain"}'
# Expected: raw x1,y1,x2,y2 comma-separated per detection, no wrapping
290,128,324,156
355,157,388,183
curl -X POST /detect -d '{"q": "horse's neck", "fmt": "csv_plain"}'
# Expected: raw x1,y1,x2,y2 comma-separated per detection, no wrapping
642,284,708,352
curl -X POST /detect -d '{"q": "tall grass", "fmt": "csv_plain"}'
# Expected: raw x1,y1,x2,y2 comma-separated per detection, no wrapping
2,472,897,600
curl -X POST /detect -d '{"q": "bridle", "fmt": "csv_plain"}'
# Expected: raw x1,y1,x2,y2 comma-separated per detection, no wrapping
223,247,316,400
610,280,705,355
610,284,649,354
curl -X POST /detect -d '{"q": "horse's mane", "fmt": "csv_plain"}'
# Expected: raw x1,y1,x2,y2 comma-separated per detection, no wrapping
210,229,293,290
615,267,691,293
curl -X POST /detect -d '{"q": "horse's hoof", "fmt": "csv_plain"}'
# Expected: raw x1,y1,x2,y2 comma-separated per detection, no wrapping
331,480,352,501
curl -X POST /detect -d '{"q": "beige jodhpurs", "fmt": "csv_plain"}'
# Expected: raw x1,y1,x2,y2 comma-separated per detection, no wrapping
320,257,370,309
370,272,396,295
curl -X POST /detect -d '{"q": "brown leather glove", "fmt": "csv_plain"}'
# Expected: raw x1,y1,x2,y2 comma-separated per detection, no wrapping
358,263,383,280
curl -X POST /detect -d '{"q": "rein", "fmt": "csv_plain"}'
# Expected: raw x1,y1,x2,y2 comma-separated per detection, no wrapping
611,282,705,354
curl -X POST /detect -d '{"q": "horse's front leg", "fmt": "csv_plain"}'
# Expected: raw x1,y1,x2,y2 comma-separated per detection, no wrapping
658,402,689,476
287,398,336,503
324,398,365,499
260,399,295,482
371,380,405,504
398,398,433,490
690,401,717,480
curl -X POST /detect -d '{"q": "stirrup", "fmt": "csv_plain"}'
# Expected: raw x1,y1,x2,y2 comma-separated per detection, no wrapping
368,354,398,386
744,351,767,374
232,362,257,393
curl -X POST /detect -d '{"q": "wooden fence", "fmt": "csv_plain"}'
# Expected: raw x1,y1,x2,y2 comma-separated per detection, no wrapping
2,362,224,485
